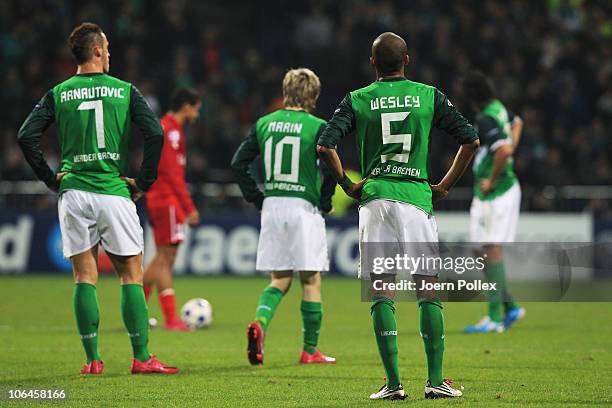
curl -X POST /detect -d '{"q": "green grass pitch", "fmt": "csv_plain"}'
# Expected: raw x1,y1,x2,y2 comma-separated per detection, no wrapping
1,275,611,407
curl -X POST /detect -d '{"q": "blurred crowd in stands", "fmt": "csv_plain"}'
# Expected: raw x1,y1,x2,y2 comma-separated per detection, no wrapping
1,0,611,212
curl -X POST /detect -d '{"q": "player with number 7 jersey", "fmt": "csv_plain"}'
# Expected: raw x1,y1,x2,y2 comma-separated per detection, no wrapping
231,68,337,366
17,22,176,375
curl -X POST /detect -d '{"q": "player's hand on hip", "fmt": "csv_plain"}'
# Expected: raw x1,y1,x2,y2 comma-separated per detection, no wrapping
187,210,200,226
431,183,449,202
50,171,68,192
120,176,144,202
479,178,494,195
342,177,368,201
321,206,335,216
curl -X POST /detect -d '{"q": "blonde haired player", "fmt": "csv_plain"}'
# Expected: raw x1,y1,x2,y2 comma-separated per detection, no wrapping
231,68,336,365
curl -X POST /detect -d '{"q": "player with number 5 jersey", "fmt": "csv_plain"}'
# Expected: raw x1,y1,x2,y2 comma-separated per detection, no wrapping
317,33,480,400
17,22,177,375
231,68,336,366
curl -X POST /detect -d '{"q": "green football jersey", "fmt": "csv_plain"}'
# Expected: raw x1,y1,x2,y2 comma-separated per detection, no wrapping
319,77,478,214
52,74,132,197
232,109,331,209
17,73,163,198
472,99,518,200
255,110,325,206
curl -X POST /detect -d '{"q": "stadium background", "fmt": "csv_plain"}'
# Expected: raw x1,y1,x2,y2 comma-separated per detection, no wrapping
0,0,611,275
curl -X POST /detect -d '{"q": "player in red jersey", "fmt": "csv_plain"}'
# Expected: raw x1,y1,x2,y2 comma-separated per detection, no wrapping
144,88,201,331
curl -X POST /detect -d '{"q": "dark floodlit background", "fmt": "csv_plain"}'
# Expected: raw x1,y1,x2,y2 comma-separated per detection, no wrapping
0,0,611,278
1,0,611,214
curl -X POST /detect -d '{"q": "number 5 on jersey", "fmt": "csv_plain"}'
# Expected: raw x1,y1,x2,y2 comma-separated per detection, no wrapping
264,136,300,183
381,111,411,164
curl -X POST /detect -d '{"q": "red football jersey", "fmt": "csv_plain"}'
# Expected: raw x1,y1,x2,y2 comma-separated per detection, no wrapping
146,113,196,215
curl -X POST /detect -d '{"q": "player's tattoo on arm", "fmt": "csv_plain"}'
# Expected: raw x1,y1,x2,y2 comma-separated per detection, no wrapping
17,90,57,189
129,85,164,192
231,126,264,209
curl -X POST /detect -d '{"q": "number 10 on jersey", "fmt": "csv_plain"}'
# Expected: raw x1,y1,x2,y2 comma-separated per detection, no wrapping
264,136,300,183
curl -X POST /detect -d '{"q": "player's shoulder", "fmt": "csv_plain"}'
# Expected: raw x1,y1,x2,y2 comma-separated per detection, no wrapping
101,74,132,87
405,79,437,92
161,114,182,134
350,81,379,96
254,109,281,127
304,112,326,126
160,113,173,126
53,74,132,92
350,79,438,97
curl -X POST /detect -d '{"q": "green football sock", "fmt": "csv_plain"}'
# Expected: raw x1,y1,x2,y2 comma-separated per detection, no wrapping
73,283,102,363
301,301,322,354
255,286,284,331
419,299,444,387
371,298,400,389
486,262,507,323
121,284,150,362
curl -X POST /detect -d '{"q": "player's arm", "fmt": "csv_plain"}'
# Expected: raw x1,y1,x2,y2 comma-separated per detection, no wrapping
230,126,264,210
127,85,164,199
165,135,198,224
316,124,336,214
317,93,366,200
17,90,66,191
510,114,523,152
431,89,480,201
477,115,512,195
172,175,198,224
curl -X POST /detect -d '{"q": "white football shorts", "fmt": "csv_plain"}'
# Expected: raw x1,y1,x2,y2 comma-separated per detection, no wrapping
256,197,329,272
58,189,144,258
359,199,439,277
470,182,521,244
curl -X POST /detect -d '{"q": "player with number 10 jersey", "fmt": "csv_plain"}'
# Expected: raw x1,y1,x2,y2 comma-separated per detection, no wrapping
231,68,336,366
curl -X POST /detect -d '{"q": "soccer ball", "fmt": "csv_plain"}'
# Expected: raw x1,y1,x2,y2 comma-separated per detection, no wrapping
180,298,213,329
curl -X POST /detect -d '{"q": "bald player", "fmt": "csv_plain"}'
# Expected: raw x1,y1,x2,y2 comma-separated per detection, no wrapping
318,33,479,399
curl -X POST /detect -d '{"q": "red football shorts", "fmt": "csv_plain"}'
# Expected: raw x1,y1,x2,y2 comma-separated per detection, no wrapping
147,202,186,246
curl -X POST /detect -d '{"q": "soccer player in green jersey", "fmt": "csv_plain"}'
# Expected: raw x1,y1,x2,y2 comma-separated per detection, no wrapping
231,68,337,366
461,71,526,334
317,33,480,399
17,23,178,375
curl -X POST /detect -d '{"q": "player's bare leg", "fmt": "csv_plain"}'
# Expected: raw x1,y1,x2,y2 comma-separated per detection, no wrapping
108,252,178,374
247,271,292,365
143,245,187,330
72,245,104,375
298,271,335,364
414,274,462,398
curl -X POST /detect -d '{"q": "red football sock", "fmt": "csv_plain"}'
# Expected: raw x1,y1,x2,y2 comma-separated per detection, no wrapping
159,289,178,324
143,285,152,302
